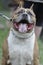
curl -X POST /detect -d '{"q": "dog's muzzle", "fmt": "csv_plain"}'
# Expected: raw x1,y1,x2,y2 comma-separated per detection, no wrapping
22,14,28,19
13,13,34,33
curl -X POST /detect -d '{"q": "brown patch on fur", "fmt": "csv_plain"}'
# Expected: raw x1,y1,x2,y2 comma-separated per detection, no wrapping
33,39,39,65
11,8,36,23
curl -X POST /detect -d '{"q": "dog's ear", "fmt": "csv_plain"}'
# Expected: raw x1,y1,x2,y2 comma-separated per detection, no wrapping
19,1,24,7
30,4,34,10
13,0,24,7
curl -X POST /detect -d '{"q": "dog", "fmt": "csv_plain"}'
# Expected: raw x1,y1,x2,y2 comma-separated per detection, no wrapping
2,2,39,65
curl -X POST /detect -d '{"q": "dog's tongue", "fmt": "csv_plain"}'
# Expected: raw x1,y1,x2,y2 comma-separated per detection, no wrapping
19,24,27,33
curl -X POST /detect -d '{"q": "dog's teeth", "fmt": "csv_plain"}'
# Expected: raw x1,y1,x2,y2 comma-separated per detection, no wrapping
19,24,27,33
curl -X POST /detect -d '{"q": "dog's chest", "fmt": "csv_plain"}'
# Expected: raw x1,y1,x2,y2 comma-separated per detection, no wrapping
7,29,35,65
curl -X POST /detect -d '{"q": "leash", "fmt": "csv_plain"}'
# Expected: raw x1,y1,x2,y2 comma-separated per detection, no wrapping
0,13,12,21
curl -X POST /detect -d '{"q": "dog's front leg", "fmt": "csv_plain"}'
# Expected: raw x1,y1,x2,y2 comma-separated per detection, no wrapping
33,41,40,65
2,40,11,65
2,54,7,65
2,40,8,65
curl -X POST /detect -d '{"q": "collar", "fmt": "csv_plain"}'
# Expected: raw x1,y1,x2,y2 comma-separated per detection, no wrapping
10,27,35,39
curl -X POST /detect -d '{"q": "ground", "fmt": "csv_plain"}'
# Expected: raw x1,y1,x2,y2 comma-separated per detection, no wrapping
0,11,43,65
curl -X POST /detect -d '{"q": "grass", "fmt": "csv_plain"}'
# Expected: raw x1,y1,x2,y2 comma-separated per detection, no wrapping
38,40,43,64
0,29,9,57
0,11,43,65
0,11,10,64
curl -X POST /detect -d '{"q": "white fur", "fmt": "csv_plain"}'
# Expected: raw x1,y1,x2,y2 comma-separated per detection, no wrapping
7,28,35,65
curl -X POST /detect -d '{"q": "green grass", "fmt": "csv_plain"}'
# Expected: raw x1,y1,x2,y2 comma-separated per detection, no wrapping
0,11,43,65
0,11,10,64
38,40,43,65
0,29,9,65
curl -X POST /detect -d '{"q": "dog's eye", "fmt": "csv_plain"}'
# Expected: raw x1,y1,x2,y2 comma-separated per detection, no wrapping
27,12,33,16
14,4,19,10
18,10,24,14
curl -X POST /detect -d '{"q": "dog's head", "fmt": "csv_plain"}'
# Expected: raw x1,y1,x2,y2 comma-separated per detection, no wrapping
11,3,36,34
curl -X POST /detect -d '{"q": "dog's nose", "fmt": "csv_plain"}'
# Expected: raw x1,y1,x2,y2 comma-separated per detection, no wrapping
23,14,28,18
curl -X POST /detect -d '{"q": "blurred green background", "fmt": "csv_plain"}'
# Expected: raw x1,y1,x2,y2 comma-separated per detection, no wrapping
0,0,43,65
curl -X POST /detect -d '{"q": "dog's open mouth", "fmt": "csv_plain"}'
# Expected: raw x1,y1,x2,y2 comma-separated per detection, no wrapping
13,20,34,33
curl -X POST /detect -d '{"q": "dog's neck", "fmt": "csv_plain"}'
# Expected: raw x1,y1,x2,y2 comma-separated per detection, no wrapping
10,27,35,39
